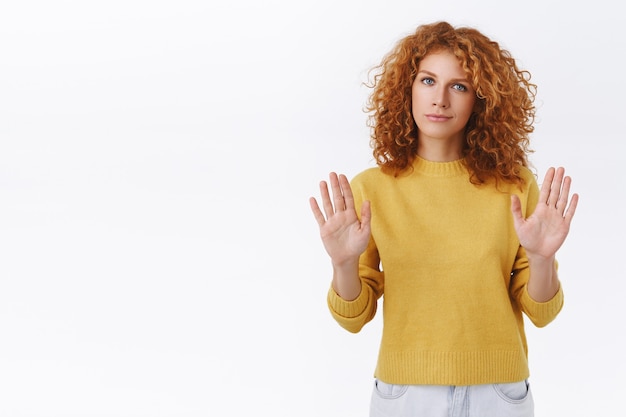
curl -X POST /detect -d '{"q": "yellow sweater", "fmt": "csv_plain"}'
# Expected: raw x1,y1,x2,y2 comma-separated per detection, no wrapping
327,157,564,386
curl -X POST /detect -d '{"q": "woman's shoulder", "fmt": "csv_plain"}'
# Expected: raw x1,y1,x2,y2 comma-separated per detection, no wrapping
349,166,395,198
499,164,538,195
518,165,539,187
350,165,389,188
352,165,381,179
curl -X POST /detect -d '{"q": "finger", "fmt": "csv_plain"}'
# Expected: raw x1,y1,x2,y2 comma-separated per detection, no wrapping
548,167,566,208
538,167,555,206
309,197,326,227
338,174,356,212
563,192,579,225
329,172,346,211
555,174,572,215
360,200,372,232
318,179,336,220
510,194,524,227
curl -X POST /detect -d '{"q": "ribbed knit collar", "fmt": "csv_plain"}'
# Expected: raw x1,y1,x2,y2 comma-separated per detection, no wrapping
411,155,467,177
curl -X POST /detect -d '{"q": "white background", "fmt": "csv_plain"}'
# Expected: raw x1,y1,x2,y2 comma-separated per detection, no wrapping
0,1,623,416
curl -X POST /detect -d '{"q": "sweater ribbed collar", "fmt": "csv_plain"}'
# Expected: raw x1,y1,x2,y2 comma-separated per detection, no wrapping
411,155,467,177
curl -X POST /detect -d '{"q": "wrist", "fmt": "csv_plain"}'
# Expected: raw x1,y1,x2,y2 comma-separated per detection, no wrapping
526,253,559,302
331,256,360,271
526,252,555,267
331,258,361,301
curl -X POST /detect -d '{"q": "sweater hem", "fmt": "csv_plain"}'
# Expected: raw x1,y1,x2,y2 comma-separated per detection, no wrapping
374,349,529,386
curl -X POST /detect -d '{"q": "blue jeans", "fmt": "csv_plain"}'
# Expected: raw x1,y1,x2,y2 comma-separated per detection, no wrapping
370,379,534,417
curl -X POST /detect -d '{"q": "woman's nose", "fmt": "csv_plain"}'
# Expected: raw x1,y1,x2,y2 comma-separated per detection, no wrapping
432,88,449,108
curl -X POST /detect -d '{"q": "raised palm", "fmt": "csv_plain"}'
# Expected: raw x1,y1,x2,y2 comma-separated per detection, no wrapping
309,172,371,265
511,167,579,259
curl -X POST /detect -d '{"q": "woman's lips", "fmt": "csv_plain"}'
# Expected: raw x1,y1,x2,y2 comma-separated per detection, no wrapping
425,114,451,122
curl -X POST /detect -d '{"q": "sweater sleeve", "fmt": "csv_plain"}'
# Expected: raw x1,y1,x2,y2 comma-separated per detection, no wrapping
510,170,564,327
326,259,383,333
326,172,384,333
511,246,564,327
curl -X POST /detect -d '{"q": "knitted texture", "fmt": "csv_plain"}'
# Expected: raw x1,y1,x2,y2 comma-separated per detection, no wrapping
327,157,563,385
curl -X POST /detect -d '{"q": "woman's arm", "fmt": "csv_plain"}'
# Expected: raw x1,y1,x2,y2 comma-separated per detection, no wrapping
511,167,579,302
310,172,371,300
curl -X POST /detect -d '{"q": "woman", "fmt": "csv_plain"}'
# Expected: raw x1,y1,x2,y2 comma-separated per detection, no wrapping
309,21,578,417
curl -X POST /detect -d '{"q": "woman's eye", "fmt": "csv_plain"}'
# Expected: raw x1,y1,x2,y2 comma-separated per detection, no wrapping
421,77,435,85
453,84,468,92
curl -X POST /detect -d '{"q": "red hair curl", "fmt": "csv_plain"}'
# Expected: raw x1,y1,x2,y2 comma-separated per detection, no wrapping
365,21,536,186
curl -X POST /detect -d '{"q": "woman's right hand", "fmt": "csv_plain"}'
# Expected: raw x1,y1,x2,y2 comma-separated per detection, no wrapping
309,172,371,266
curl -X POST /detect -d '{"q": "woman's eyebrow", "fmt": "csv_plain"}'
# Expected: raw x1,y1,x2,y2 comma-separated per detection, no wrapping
417,69,469,83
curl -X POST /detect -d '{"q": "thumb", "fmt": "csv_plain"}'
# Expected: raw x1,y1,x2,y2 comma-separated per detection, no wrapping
360,200,372,231
510,195,524,228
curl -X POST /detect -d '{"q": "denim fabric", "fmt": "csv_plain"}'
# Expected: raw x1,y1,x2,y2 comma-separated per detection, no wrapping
370,379,533,417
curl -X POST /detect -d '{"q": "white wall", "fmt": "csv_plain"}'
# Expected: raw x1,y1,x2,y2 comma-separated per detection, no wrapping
0,1,623,416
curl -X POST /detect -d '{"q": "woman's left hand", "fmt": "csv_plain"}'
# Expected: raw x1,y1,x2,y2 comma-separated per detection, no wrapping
511,167,579,259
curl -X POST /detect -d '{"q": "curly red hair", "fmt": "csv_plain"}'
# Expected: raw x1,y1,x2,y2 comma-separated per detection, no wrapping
365,21,536,186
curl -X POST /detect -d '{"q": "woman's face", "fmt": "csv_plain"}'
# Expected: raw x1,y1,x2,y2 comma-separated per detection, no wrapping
412,50,476,148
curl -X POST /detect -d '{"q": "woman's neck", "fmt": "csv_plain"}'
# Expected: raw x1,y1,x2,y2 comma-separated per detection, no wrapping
416,133,464,162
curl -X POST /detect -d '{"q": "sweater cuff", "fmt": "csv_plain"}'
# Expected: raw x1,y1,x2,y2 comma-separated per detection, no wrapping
521,284,564,328
327,286,369,319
